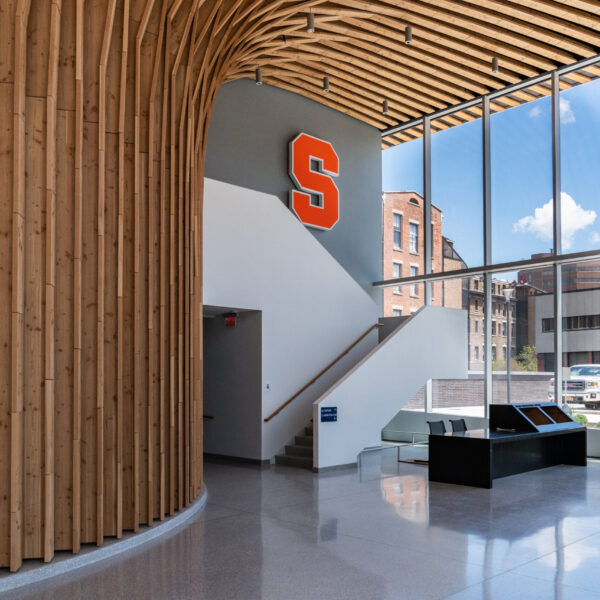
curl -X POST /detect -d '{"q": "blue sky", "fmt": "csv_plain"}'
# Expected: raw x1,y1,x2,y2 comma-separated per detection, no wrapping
382,78,600,270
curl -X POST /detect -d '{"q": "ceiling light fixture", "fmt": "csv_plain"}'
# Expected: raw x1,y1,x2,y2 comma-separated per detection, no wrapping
307,12,315,33
492,57,499,73
405,25,413,45
323,76,330,93
255,67,263,85
382,100,389,115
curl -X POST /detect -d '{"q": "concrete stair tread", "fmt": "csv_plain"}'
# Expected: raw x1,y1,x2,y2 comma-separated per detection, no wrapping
295,435,313,446
275,454,313,469
285,444,313,457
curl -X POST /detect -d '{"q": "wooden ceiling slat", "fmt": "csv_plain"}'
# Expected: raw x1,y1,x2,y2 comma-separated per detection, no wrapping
258,61,413,121
403,0,593,61
220,0,600,148
318,21,501,92
269,45,454,107
342,16,524,86
357,11,545,77
502,0,600,32
460,0,600,47
337,0,560,70
321,39,473,102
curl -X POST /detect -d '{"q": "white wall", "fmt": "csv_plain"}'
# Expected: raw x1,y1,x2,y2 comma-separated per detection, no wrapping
313,306,468,470
204,178,379,460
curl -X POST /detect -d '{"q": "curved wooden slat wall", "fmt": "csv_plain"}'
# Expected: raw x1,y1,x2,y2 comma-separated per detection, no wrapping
0,0,236,572
1,0,598,573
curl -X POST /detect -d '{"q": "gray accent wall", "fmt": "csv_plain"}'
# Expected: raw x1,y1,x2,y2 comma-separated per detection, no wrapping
205,78,382,300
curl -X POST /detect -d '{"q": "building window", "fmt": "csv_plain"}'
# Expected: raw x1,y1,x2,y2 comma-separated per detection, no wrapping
474,346,479,360
393,307,402,317
410,265,418,296
393,213,402,249
409,222,419,253
502,322,506,336
474,319,479,333
542,317,554,332
409,197,420,206
502,346,507,360
492,345,497,361
492,320,496,335
393,262,402,294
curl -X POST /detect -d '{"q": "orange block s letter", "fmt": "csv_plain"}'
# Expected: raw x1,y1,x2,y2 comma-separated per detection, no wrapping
289,133,339,230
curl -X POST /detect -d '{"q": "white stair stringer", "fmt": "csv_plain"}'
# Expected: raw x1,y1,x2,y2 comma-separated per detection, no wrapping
313,306,468,470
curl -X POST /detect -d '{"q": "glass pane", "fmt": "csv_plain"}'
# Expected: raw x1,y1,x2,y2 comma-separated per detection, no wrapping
382,125,424,317
491,270,550,404
560,259,600,431
491,82,554,263
431,105,483,272
431,276,484,417
560,65,600,254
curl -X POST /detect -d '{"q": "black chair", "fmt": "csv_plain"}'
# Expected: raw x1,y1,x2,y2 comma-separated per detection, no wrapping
450,418,467,433
427,420,446,435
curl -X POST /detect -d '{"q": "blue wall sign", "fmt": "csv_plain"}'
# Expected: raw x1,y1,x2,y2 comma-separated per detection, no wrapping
320,407,337,422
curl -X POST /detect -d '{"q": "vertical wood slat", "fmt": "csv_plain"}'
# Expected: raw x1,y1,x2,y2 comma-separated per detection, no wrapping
148,0,169,525
44,0,63,564
72,0,84,556
97,0,118,547
134,0,156,533
11,0,32,573
117,0,130,541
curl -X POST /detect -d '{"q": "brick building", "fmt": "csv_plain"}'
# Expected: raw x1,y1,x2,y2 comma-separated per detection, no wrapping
518,254,600,292
382,192,516,371
382,192,443,317
464,276,517,371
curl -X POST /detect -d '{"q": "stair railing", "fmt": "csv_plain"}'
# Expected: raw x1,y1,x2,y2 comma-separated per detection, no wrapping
263,323,383,422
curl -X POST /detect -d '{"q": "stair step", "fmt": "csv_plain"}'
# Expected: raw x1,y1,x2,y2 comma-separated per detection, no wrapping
275,454,313,469
304,426,313,436
295,435,313,447
285,444,313,458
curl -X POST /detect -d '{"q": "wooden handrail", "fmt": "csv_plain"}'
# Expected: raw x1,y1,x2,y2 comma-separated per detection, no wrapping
264,323,383,422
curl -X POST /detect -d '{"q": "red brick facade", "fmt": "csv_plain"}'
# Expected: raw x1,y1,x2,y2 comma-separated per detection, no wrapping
382,192,443,317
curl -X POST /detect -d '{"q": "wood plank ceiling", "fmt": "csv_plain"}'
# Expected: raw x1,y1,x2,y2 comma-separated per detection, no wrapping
226,0,600,147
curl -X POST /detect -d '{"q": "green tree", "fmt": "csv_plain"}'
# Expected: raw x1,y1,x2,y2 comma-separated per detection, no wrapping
516,345,538,371
573,414,588,427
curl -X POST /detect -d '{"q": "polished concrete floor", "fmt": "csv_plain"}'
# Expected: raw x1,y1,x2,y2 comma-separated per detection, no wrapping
6,452,600,600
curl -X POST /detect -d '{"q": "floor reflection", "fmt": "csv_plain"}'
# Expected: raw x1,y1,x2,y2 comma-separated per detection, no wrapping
3,458,600,599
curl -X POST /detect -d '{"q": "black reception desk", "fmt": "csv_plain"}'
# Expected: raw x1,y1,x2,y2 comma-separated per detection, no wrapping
428,403,587,488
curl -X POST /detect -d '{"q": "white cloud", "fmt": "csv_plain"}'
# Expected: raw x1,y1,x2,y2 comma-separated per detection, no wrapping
560,98,576,124
591,231,600,245
512,192,596,250
527,99,575,124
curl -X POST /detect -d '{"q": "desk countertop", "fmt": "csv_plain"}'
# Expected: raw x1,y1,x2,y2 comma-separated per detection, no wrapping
431,427,585,443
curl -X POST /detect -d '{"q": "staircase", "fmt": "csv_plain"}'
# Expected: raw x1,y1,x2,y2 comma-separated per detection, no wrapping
274,424,313,469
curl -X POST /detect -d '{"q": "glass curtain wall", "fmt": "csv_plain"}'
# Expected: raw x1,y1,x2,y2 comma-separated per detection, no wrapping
382,125,424,318
491,269,552,404
490,82,554,264
560,68,600,255
560,259,600,431
431,106,483,275
381,57,600,439
430,276,485,417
